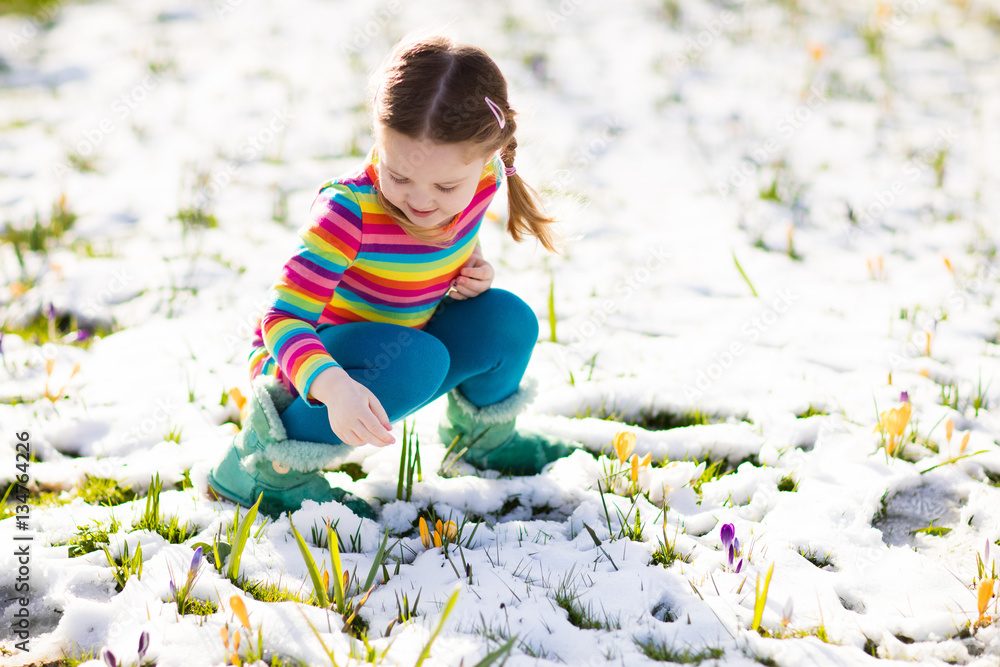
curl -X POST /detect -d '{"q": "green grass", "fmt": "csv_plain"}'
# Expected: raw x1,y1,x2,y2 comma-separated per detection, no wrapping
55,518,122,557
777,474,797,492
177,597,217,616
687,455,763,495
77,475,136,506
650,539,687,568
241,578,307,604
553,573,620,631
634,638,724,664
0,0,60,16
173,207,218,233
795,405,828,418
334,462,367,482
798,547,836,570
132,474,197,544
572,402,730,432
2,309,116,350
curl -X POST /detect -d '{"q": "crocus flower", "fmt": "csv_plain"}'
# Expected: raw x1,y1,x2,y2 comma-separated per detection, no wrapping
781,597,794,626
101,648,118,667
138,630,149,658
442,520,458,542
419,517,430,548
720,523,735,550
230,595,251,630
900,391,909,403
946,418,954,443
977,579,995,626
186,546,203,588
613,431,636,464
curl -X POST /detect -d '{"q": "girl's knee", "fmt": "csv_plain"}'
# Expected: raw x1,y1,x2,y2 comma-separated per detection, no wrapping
360,329,449,388
485,289,539,342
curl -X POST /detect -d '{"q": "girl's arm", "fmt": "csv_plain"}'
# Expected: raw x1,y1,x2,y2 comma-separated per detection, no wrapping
449,242,495,300
262,184,393,447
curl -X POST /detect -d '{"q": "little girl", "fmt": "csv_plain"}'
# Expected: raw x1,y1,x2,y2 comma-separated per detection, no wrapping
208,36,575,519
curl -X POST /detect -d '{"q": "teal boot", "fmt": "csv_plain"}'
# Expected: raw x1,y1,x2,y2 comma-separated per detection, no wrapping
438,381,577,475
208,378,375,519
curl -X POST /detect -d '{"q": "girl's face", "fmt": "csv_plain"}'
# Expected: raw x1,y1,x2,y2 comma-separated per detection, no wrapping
374,125,490,229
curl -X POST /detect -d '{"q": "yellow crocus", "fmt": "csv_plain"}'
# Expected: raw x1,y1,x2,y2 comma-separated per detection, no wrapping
896,403,911,435
630,454,639,483
945,418,954,442
442,521,458,542
230,595,250,630
977,579,995,626
613,431,636,464
960,431,970,454
419,517,430,548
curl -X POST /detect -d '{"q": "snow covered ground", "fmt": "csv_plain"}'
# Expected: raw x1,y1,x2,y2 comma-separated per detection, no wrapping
2,0,1000,664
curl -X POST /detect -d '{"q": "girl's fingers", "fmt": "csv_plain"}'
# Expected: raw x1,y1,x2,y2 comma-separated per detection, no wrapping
368,393,390,425
359,412,394,446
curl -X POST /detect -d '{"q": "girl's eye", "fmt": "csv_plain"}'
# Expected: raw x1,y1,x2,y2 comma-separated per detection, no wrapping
437,185,457,193
389,174,408,184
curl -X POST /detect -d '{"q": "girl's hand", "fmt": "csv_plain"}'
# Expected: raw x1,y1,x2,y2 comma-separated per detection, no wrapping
450,245,494,300
310,367,395,447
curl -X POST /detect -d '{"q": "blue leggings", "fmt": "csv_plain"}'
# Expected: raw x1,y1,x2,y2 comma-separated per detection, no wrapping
280,288,539,443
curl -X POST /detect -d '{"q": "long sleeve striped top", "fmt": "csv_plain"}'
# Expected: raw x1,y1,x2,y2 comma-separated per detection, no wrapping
249,148,505,403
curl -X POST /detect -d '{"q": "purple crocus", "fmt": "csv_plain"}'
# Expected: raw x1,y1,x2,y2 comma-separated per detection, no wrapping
900,391,910,403
720,523,735,550
101,647,118,667
168,580,177,601
138,630,150,658
185,546,203,589
190,546,203,572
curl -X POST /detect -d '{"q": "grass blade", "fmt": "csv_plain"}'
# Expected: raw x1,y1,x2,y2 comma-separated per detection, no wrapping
363,529,390,592
751,563,774,632
289,516,329,608
327,522,345,609
732,250,758,298
472,636,517,667
414,587,461,667
227,492,262,582
397,422,408,500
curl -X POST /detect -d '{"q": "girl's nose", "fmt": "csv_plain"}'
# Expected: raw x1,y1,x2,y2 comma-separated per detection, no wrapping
408,192,435,210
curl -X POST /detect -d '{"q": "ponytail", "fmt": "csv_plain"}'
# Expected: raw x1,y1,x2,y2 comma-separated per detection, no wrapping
501,138,561,253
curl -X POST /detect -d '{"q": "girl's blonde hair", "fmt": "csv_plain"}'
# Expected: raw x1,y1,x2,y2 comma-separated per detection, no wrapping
371,36,558,252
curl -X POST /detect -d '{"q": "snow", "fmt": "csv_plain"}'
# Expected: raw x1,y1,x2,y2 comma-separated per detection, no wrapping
3,0,1000,665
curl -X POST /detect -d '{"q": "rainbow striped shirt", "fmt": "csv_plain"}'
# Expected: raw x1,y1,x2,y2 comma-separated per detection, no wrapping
249,149,504,402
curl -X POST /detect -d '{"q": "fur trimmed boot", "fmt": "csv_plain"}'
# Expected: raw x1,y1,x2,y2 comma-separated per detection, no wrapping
438,380,577,475
208,377,375,519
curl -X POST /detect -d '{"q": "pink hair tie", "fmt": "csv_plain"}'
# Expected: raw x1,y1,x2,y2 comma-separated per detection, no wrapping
484,96,506,129
504,165,516,177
